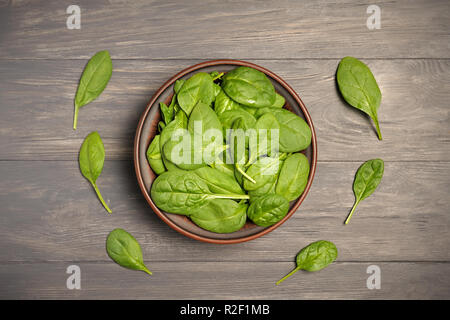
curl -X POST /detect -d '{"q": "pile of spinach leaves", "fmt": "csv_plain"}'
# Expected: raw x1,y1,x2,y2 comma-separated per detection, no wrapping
148,66,312,233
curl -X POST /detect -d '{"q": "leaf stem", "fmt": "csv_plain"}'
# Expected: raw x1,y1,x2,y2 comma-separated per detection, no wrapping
73,105,79,130
91,182,112,213
344,200,359,224
212,194,250,200
141,265,152,275
276,266,301,285
373,117,382,140
236,165,256,184
212,72,224,81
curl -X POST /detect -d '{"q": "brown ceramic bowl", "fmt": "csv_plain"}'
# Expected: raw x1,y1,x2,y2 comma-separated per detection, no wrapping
134,60,317,244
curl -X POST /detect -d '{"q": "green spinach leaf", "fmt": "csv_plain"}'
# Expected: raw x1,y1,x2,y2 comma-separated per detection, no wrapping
229,118,256,184
150,170,249,215
276,240,338,285
272,93,285,108
247,194,289,227
219,109,256,138
159,111,188,150
255,108,311,153
177,72,215,115
189,102,224,163
243,155,284,191
214,89,245,116
162,131,207,171
190,199,247,233
213,83,221,98
162,105,224,171
79,131,112,213
337,56,383,140
222,66,276,108
73,50,113,130
161,145,184,171
275,153,309,201
210,151,235,178
160,102,174,125
345,158,384,224
175,109,188,128
247,112,280,164
174,79,186,93
247,158,284,199
211,162,235,178
106,228,152,275
162,102,225,169
193,166,245,195
158,121,166,133
146,135,166,175
188,102,223,137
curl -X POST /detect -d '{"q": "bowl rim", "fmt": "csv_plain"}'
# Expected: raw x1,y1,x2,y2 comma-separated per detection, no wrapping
134,59,317,244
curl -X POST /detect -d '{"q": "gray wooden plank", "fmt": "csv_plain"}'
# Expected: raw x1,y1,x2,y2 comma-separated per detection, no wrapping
0,161,448,262
1,59,449,161
0,0,449,59
0,261,448,299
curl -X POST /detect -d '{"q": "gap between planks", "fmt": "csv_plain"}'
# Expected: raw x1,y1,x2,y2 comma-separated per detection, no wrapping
0,261,449,265
0,58,450,61
1,159,450,163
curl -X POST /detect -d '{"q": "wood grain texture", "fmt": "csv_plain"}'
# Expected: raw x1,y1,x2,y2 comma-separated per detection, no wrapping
0,161,448,262
1,59,449,161
0,0,449,300
0,261,448,299
0,0,449,59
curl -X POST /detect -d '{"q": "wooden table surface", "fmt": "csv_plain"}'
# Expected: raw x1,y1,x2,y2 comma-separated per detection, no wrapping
0,0,449,299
